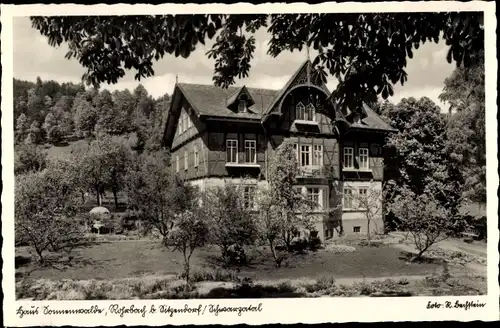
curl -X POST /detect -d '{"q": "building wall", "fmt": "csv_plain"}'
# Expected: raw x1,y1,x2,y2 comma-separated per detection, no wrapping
340,180,384,237
171,135,209,181
205,126,266,178
341,133,386,181
171,98,206,150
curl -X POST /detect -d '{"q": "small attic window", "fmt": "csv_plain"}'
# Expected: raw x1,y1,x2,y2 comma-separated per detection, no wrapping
238,99,247,113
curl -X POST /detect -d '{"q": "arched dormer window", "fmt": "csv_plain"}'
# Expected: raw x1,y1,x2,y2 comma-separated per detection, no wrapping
296,102,306,120
305,103,316,121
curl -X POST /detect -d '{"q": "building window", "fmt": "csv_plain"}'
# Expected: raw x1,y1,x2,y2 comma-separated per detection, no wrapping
296,102,316,121
226,139,238,163
343,147,354,169
293,144,299,162
243,185,256,209
359,147,369,170
305,103,316,121
353,226,361,233
343,187,354,209
184,150,188,170
307,187,322,210
358,188,368,209
245,140,256,163
194,145,199,167
300,145,311,166
238,99,247,113
312,145,323,166
296,102,305,120
176,155,179,173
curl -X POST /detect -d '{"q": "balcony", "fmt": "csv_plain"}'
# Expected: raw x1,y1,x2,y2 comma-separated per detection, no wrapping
225,162,261,169
297,165,331,178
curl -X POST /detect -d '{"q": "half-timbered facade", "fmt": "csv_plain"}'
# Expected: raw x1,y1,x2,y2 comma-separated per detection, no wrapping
163,60,396,241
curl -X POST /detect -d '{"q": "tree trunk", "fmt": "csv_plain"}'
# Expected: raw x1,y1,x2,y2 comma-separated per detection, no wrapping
95,186,101,206
367,219,371,247
112,186,118,210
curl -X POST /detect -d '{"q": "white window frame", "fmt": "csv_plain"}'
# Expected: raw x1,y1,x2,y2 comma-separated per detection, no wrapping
343,147,354,169
226,139,238,163
243,185,256,210
296,102,306,121
244,140,257,163
194,145,199,168
359,147,370,170
358,188,368,210
176,155,180,173
184,150,188,170
300,145,311,167
343,187,354,209
312,144,323,166
353,226,361,233
293,143,299,162
306,187,323,210
305,103,316,121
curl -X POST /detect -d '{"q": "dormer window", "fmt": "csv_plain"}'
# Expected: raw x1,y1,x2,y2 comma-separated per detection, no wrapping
238,99,247,113
296,102,316,121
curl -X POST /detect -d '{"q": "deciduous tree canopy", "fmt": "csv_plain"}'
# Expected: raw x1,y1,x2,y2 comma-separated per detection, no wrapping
30,13,483,111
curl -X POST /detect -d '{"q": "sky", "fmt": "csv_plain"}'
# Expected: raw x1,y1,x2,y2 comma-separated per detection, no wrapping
13,16,455,110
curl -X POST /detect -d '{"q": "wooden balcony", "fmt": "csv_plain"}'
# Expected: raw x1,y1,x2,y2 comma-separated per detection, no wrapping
297,165,334,179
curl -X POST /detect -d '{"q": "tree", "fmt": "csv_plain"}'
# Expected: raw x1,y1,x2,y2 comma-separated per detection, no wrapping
43,112,61,143
389,186,465,260
31,13,483,111
269,140,315,251
72,139,112,206
26,87,46,123
15,164,83,264
112,89,136,133
95,134,135,209
385,97,466,253
94,89,123,135
165,209,209,285
14,144,47,175
73,95,97,137
346,182,383,246
125,150,198,242
255,187,287,268
205,183,258,266
15,113,29,144
26,120,43,145
440,51,485,204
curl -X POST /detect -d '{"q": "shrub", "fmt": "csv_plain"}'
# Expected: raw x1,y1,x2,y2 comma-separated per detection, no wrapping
308,236,322,251
181,268,240,283
325,244,356,253
304,276,336,293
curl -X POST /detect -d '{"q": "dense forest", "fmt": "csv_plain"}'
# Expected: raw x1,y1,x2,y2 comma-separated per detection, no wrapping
13,77,170,151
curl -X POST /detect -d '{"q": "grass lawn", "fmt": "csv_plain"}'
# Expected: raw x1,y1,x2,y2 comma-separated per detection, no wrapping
16,239,444,282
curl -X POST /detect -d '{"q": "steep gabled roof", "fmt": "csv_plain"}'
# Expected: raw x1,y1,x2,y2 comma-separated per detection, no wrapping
262,60,330,118
351,104,397,132
225,85,256,110
177,83,278,120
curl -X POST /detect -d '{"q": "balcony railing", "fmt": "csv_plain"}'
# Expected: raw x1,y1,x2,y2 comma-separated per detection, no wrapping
297,165,332,178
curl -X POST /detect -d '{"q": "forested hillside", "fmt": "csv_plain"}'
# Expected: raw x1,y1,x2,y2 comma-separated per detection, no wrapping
13,77,170,151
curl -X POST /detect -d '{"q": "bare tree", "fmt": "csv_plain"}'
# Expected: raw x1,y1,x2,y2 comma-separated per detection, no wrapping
165,209,209,285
